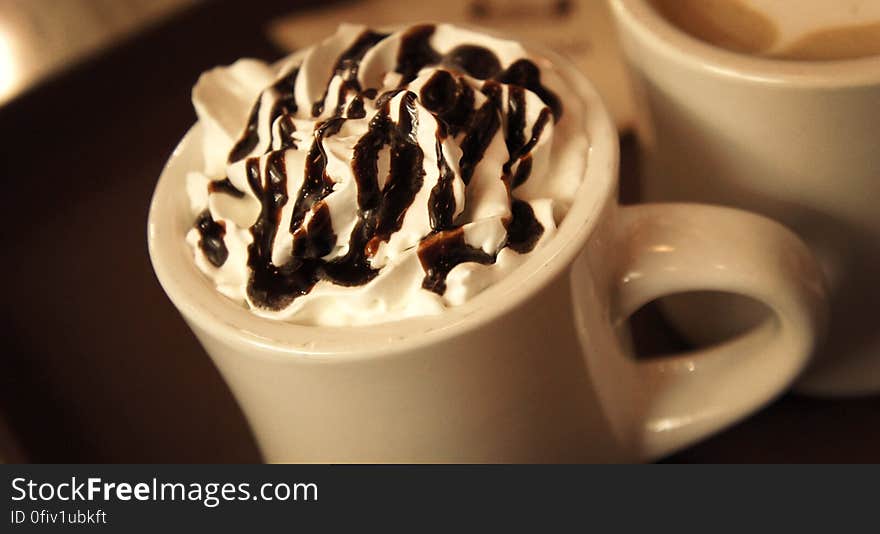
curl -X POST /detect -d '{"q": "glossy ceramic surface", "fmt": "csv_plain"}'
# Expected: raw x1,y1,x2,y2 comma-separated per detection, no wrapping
148,43,826,462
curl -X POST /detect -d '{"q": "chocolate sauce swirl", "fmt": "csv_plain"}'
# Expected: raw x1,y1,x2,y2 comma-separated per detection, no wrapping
419,70,475,136
428,138,457,231
418,228,494,294
312,30,389,117
195,210,228,268
396,25,443,84
443,44,502,79
503,86,553,189
496,59,562,120
246,153,295,309
228,98,261,164
228,67,301,164
208,177,245,198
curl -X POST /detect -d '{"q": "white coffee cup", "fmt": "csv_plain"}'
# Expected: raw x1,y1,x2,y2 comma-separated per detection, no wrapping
608,0,880,396
147,43,826,462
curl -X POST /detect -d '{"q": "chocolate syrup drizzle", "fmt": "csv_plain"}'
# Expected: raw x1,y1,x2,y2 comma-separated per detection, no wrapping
419,70,475,137
198,24,563,308
443,44,502,79
428,138,457,231
229,67,301,163
228,98,261,164
497,59,562,121
208,177,245,198
195,210,228,268
395,25,442,84
418,228,494,294
503,86,553,189
312,30,389,117
458,80,502,185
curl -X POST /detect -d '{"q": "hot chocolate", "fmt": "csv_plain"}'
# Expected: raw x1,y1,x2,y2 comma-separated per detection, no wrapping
185,23,588,325
648,0,880,60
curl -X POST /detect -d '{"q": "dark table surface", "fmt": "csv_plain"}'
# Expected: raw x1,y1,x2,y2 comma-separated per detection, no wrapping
2,0,877,463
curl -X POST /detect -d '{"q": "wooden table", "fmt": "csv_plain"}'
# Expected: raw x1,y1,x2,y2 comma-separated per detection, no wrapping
1,0,877,463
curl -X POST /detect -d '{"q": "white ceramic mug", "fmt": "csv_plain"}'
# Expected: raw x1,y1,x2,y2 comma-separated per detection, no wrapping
608,0,880,396
148,45,826,462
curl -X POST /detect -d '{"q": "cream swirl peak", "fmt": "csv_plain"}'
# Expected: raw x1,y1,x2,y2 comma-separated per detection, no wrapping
185,23,589,325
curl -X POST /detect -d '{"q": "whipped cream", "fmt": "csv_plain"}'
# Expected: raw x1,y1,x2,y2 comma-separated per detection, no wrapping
186,23,588,325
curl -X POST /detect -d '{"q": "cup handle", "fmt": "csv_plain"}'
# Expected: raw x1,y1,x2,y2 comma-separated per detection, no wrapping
611,203,827,460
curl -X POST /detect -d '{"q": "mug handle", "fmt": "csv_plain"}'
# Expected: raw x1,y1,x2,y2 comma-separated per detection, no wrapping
611,203,826,460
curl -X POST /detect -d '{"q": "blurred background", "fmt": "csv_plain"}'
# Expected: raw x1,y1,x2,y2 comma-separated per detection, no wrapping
0,0,634,120
0,0,199,105
0,0,877,463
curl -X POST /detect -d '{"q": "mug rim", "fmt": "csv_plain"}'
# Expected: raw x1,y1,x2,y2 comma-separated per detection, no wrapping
610,0,880,88
147,37,619,360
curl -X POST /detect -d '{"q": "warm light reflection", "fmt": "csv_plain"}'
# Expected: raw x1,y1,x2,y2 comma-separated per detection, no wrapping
648,414,696,434
622,271,643,283
0,24,20,103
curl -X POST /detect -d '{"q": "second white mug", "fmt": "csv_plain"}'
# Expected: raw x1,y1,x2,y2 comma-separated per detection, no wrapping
609,0,880,396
